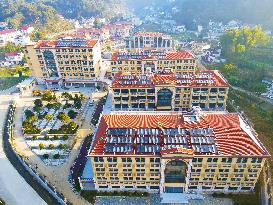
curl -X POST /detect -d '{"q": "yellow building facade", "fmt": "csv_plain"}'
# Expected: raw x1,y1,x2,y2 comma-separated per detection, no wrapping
24,37,102,86
84,110,270,194
110,50,196,77
111,70,229,111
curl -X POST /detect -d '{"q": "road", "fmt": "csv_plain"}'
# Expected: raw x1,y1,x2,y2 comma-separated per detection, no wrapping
0,95,47,205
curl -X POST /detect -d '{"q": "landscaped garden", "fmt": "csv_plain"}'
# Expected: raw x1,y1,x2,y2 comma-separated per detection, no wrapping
22,90,87,166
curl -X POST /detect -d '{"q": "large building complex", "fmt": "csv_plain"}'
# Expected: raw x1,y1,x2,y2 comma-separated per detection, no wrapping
111,70,229,111
83,109,269,194
24,37,102,87
125,32,173,50
110,50,196,77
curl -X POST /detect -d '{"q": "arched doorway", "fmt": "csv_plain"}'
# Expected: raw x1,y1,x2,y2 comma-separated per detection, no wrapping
165,160,187,183
43,50,58,77
157,88,172,110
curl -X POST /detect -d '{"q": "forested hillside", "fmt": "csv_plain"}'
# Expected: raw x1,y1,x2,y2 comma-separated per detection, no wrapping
46,0,125,19
127,0,273,30
0,0,73,34
0,0,125,34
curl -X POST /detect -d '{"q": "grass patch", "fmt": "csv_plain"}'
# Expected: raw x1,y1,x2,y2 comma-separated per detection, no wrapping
81,190,149,204
0,77,27,90
212,192,259,205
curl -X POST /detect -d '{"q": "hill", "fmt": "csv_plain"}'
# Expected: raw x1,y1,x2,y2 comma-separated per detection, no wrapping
126,0,273,31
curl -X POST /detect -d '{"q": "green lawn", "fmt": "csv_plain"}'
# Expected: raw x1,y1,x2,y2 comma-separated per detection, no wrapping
212,192,260,205
0,77,27,90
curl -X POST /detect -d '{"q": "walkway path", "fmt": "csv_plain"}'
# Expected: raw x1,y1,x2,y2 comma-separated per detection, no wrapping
0,95,47,205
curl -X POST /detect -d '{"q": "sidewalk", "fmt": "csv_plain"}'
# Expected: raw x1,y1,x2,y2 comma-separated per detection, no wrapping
0,95,47,205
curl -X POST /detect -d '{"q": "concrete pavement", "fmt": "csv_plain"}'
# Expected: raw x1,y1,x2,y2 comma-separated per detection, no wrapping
0,95,47,205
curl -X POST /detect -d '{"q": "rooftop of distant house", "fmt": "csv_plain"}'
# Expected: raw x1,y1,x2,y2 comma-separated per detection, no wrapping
111,70,229,88
5,52,22,57
134,31,169,37
0,29,17,35
89,110,269,157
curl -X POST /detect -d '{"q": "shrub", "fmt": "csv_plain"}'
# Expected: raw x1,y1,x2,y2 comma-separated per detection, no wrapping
59,144,66,149
39,143,45,150
49,144,55,149
43,154,49,159
68,110,78,119
33,106,42,113
32,135,37,140
27,115,38,122
53,135,58,140
34,99,43,107
57,112,71,123
53,153,60,159
62,135,69,140
45,114,54,121
25,109,34,118
44,135,49,140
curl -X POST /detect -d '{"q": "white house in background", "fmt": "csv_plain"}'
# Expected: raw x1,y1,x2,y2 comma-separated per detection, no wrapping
0,29,18,46
173,25,186,33
5,52,24,64
19,25,34,35
13,35,31,46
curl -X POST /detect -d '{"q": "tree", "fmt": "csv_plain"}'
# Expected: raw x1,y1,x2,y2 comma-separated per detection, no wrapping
25,109,34,118
53,135,58,140
59,144,66,149
44,135,49,140
45,114,54,121
49,144,55,149
34,99,43,107
68,110,77,119
39,143,45,150
74,99,82,109
43,154,49,159
58,112,71,123
27,115,38,122
32,135,37,140
8,12,24,29
62,135,69,140
61,92,73,100
53,153,60,159
42,92,57,101
33,106,42,113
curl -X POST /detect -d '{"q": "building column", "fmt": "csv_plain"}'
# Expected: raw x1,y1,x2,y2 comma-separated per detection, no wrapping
185,159,192,193
160,159,166,194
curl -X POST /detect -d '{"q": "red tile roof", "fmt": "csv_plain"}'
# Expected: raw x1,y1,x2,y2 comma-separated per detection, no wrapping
111,70,229,88
89,112,269,157
165,51,195,59
34,40,58,48
20,25,31,31
111,50,194,61
0,29,16,35
5,52,21,57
